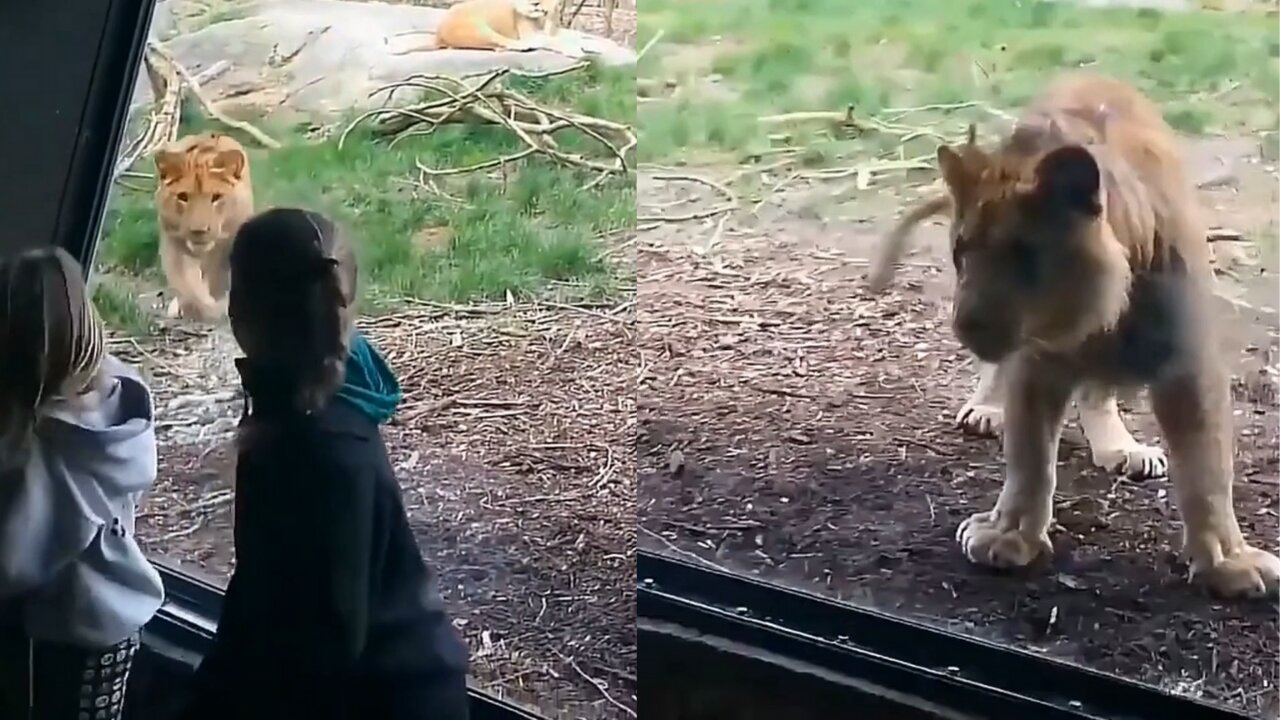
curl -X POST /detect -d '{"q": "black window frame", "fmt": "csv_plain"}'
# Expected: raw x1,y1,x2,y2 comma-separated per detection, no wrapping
4,2,546,717
637,549,1258,720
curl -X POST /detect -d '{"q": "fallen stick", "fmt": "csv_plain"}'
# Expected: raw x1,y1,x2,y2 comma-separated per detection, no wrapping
148,40,282,149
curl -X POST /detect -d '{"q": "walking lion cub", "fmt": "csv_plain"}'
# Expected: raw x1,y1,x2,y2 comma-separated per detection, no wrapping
873,73,1278,599
153,132,254,323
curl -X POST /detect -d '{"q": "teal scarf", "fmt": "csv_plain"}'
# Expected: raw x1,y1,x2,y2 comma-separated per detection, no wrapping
335,331,402,425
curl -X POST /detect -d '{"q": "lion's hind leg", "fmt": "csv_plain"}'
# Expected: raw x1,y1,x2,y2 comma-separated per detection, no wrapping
1152,369,1280,599
1076,383,1168,479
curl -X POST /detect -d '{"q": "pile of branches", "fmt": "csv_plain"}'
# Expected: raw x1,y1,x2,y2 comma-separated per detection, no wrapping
339,64,635,191
112,40,280,187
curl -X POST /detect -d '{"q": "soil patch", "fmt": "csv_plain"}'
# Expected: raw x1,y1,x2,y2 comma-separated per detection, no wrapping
635,137,1280,718
131,301,638,720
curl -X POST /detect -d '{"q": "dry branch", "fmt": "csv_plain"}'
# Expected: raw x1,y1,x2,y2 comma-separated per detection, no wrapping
637,171,738,222
112,44,186,183
112,40,281,186
147,42,282,150
758,106,958,144
340,65,635,187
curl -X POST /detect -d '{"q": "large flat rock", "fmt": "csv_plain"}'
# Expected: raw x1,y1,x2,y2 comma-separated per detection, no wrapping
130,0,635,119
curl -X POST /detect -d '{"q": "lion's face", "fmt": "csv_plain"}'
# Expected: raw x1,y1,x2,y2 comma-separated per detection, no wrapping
939,140,1132,363
154,133,250,254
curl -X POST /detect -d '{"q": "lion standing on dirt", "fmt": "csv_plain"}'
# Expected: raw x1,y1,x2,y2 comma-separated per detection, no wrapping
153,132,254,323
876,73,1279,599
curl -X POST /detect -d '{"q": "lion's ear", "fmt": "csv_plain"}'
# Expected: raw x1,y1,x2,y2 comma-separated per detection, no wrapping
1033,144,1101,217
937,144,970,198
153,149,185,186
942,142,977,204
212,148,248,182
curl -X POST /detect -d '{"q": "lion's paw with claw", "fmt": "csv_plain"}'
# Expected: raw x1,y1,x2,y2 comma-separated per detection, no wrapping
1090,442,1168,480
956,401,1003,438
957,510,1053,569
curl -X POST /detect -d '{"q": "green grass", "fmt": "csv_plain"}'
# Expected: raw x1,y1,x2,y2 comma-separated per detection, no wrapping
97,64,635,332
90,274,155,337
638,0,1279,163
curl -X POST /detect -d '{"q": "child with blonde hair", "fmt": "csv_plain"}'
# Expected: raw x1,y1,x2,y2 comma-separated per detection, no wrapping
0,246,165,720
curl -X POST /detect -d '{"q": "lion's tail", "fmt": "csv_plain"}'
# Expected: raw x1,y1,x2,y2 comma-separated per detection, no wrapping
865,192,954,293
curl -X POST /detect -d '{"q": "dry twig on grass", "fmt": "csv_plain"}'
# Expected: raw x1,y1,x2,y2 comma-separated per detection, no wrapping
112,40,282,186
637,171,738,223
339,64,635,190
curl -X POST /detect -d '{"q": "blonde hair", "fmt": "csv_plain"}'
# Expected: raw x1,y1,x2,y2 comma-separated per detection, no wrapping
0,247,106,467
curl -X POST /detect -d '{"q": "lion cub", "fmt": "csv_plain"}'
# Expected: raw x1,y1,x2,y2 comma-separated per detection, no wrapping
394,0,585,59
153,132,254,323
880,73,1279,599
870,180,1168,482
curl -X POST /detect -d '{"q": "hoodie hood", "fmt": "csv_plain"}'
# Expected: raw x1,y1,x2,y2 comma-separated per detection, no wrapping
34,354,158,502
334,331,402,425
0,353,165,646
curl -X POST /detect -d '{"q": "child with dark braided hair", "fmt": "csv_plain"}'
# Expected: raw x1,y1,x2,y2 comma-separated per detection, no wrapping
178,208,470,720
0,247,165,720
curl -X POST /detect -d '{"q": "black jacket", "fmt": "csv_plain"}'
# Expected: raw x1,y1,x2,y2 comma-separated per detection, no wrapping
180,370,469,719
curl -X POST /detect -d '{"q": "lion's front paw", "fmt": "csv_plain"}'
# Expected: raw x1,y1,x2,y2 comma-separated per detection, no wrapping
956,401,1003,437
1194,545,1280,600
1090,442,1168,480
171,298,225,324
957,510,1053,569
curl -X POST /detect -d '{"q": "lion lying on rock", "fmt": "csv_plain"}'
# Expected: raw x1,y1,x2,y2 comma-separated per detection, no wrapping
392,0,587,59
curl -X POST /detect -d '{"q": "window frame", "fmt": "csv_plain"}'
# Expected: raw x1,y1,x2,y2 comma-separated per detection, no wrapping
0,0,153,263
637,550,1256,720
148,563,547,720
10,2,547,717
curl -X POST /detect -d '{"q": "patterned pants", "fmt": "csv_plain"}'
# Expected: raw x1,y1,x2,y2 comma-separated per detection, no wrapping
0,632,140,720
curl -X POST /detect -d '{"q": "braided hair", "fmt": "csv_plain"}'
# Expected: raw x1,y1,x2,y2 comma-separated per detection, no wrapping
0,247,106,469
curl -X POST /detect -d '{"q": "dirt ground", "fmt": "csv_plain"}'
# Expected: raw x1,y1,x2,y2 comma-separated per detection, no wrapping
129,299,638,720
636,136,1280,719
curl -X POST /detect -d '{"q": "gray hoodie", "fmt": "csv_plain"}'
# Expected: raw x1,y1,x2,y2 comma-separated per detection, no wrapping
0,355,165,648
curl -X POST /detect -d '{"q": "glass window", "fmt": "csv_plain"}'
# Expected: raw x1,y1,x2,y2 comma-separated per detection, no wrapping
93,0,637,715
637,1,1279,718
